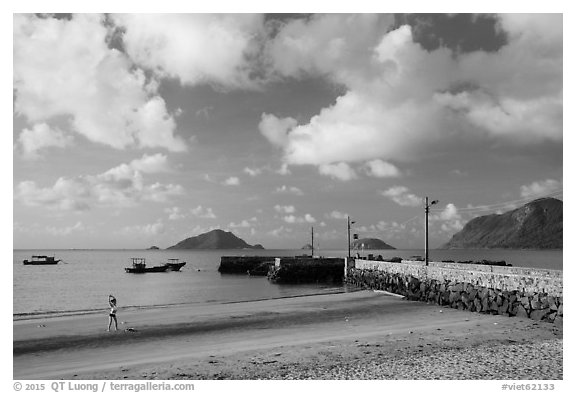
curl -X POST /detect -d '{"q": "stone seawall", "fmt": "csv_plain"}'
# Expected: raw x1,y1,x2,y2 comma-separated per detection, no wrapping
268,257,344,284
346,260,562,324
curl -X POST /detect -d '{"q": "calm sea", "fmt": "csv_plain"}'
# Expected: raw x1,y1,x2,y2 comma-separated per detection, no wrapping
13,248,562,316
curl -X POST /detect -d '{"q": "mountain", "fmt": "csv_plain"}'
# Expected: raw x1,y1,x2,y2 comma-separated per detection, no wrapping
301,244,313,250
440,198,562,249
167,229,265,250
351,238,396,250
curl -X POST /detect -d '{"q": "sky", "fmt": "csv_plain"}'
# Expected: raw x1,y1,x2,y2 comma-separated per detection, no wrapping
12,12,564,250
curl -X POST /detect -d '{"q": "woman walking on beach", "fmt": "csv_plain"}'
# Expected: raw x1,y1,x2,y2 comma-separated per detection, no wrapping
108,294,118,332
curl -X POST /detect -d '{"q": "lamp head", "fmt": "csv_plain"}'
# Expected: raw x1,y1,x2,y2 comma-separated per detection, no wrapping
431,200,439,205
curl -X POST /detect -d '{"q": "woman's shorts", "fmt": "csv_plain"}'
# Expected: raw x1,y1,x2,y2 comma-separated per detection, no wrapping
109,314,117,318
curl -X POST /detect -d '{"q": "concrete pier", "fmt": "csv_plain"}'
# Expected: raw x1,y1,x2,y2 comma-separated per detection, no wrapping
268,257,345,284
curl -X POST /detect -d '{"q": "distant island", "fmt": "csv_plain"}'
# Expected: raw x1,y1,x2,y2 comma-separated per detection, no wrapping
351,238,395,250
167,229,265,250
440,197,562,249
147,246,160,250
301,244,313,250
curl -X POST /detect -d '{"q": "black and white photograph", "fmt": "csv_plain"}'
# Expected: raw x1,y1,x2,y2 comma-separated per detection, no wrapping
10,3,567,388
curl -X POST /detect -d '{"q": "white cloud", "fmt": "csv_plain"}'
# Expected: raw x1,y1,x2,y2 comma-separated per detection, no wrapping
276,163,291,176
269,225,292,237
381,186,423,207
304,214,317,223
14,14,187,152
222,177,240,186
520,179,562,199
318,162,357,181
142,183,184,203
130,153,171,173
356,219,414,237
431,203,465,233
165,206,185,220
113,14,265,89
244,167,263,177
364,159,401,178
45,221,86,236
15,178,92,211
261,14,562,169
283,214,316,224
437,204,461,221
18,123,73,159
274,205,296,214
15,158,184,211
120,220,166,236
267,14,394,86
191,205,217,219
274,185,303,196
229,219,253,228
326,210,348,220
259,113,297,148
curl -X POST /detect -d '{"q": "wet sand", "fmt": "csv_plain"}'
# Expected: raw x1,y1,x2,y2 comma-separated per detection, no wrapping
13,290,562,380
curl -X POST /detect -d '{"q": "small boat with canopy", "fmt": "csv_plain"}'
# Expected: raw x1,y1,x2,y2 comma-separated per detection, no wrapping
125,258,169,273
164,258,186,271
23,255,61,265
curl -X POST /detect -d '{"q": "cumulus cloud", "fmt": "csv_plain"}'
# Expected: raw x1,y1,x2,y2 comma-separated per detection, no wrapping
18,123,73,159
191,205,217,219
228,218,256,229
259,113,297,148
15,157,184,211
356,220,412,236
274,205,296,214
430,203,465,233
129,153,171,173
15,179,92,211
260,14,562,171
120,220,166,236
326,210,348,220
269,225,293,237
363,159,401,178
520,179,562,199
222,177,240,186
381,186,423,207
244,167,263,177
276,163,291,176
45,221,86,236
165,206,186,220
113,14,265,89
283,214,316,224
318,162,357,181
274,185,304,196
14,14,187,152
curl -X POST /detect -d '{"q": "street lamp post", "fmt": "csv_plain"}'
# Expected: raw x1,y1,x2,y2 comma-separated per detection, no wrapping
347,216,356,259
424,197,438,266
311,226,314,258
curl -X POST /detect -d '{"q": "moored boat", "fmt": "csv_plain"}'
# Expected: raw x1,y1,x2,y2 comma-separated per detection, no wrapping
125,258,169,273
164,258,186,271
23,255,61,265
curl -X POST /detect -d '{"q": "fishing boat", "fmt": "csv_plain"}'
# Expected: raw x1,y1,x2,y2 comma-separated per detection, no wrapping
125,258,169,273
164,258,186,271
23,255,61,265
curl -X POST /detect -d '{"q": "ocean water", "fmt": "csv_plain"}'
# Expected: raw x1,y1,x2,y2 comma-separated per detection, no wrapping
13,248,562,316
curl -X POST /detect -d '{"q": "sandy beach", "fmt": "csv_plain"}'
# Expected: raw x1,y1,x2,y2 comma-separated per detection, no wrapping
13,290,562,380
